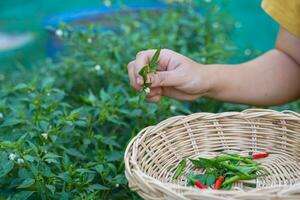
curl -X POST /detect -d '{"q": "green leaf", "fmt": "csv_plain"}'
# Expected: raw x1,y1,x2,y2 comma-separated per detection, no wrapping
46,185,56,194
23,155,35,162
0,160,14,178
186,173,216,186
144,82,152,88
43,152,61,159
66,148,85,159
45,158,59,164
149,48,161,70
236,166,258,174
189,158,215,168
205,173,216,186
40,164,55,177
1,118,24,127
26,141,39,154
58,172,72,183
89,184,110,190
18,168,32,179
94,165,104,174
11,191,34,200
102,137,121,148
59,191,70,200
13,83,29,91
107,151,124,162
138,65,149,81
17,178,35,188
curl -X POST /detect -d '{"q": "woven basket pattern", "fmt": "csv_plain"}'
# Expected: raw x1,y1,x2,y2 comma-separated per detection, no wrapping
125,109,300,200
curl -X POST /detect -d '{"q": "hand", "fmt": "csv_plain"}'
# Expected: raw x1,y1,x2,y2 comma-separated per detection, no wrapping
127,49,212,102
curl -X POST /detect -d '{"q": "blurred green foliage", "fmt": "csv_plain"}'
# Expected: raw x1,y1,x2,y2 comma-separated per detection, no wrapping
0,1,298,200
0,0,278,71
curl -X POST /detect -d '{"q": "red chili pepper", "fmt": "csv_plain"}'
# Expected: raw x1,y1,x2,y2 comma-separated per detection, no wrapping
252,152,269,159
187,175,206,189
195,181,207,189
214,176,224,190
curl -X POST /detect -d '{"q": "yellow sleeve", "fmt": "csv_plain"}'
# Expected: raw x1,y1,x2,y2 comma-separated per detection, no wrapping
262,0,300,38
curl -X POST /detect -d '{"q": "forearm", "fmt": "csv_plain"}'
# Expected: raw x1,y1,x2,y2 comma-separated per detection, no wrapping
205,49,300,106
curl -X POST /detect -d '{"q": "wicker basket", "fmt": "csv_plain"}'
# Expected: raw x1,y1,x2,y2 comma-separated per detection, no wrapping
124,109,300,200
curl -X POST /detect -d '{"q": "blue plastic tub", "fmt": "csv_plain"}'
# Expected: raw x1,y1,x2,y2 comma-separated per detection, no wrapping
44,3,166,58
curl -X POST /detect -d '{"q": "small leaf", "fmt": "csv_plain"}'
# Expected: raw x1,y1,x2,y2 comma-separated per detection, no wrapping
205,173,216,186
1,118,24,127
189,158,215,168
46,185,56,194
89,184,110,190
102,137,121,148
23,155,35,162
11,191,34,200
58,172,72,183
17,178,35,188
94,165,104,174
138,65,149,81
107,151,124,162
13,83,29,91
144,82,152,88
0,160,14,178
43,152,61,159
66,148,85,159
18,168,32,179
236,166,257,174
149,48,161,70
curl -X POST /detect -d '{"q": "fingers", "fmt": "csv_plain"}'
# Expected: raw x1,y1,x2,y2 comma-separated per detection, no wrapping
148,71,182,87
128,48,180,92
146,87,162,103
146,87,162,98
146,95,161,103
135,49,156,78
145,87,199,103
162,87,199,101
129,49,162,91
127,60,142,91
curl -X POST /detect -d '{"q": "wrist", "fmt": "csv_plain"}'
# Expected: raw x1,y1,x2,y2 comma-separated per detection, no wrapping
200,64,220,98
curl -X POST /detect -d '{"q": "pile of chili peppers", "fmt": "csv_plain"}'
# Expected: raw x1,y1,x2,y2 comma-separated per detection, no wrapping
173,152,269,190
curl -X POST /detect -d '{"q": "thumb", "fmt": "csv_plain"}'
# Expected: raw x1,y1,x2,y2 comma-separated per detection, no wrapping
148,71,181,87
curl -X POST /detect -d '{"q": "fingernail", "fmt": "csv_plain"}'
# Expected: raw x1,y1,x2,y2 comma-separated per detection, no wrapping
137,77,143,85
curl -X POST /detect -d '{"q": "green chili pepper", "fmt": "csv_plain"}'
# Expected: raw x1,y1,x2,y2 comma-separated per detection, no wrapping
222,174,257,186
220,162,251,176
217,155,259,165
173,159,187,179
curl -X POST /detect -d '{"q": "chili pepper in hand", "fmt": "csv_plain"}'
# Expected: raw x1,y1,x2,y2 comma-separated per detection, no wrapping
173,159,186,179
252,152,269,160
214,176,224,190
